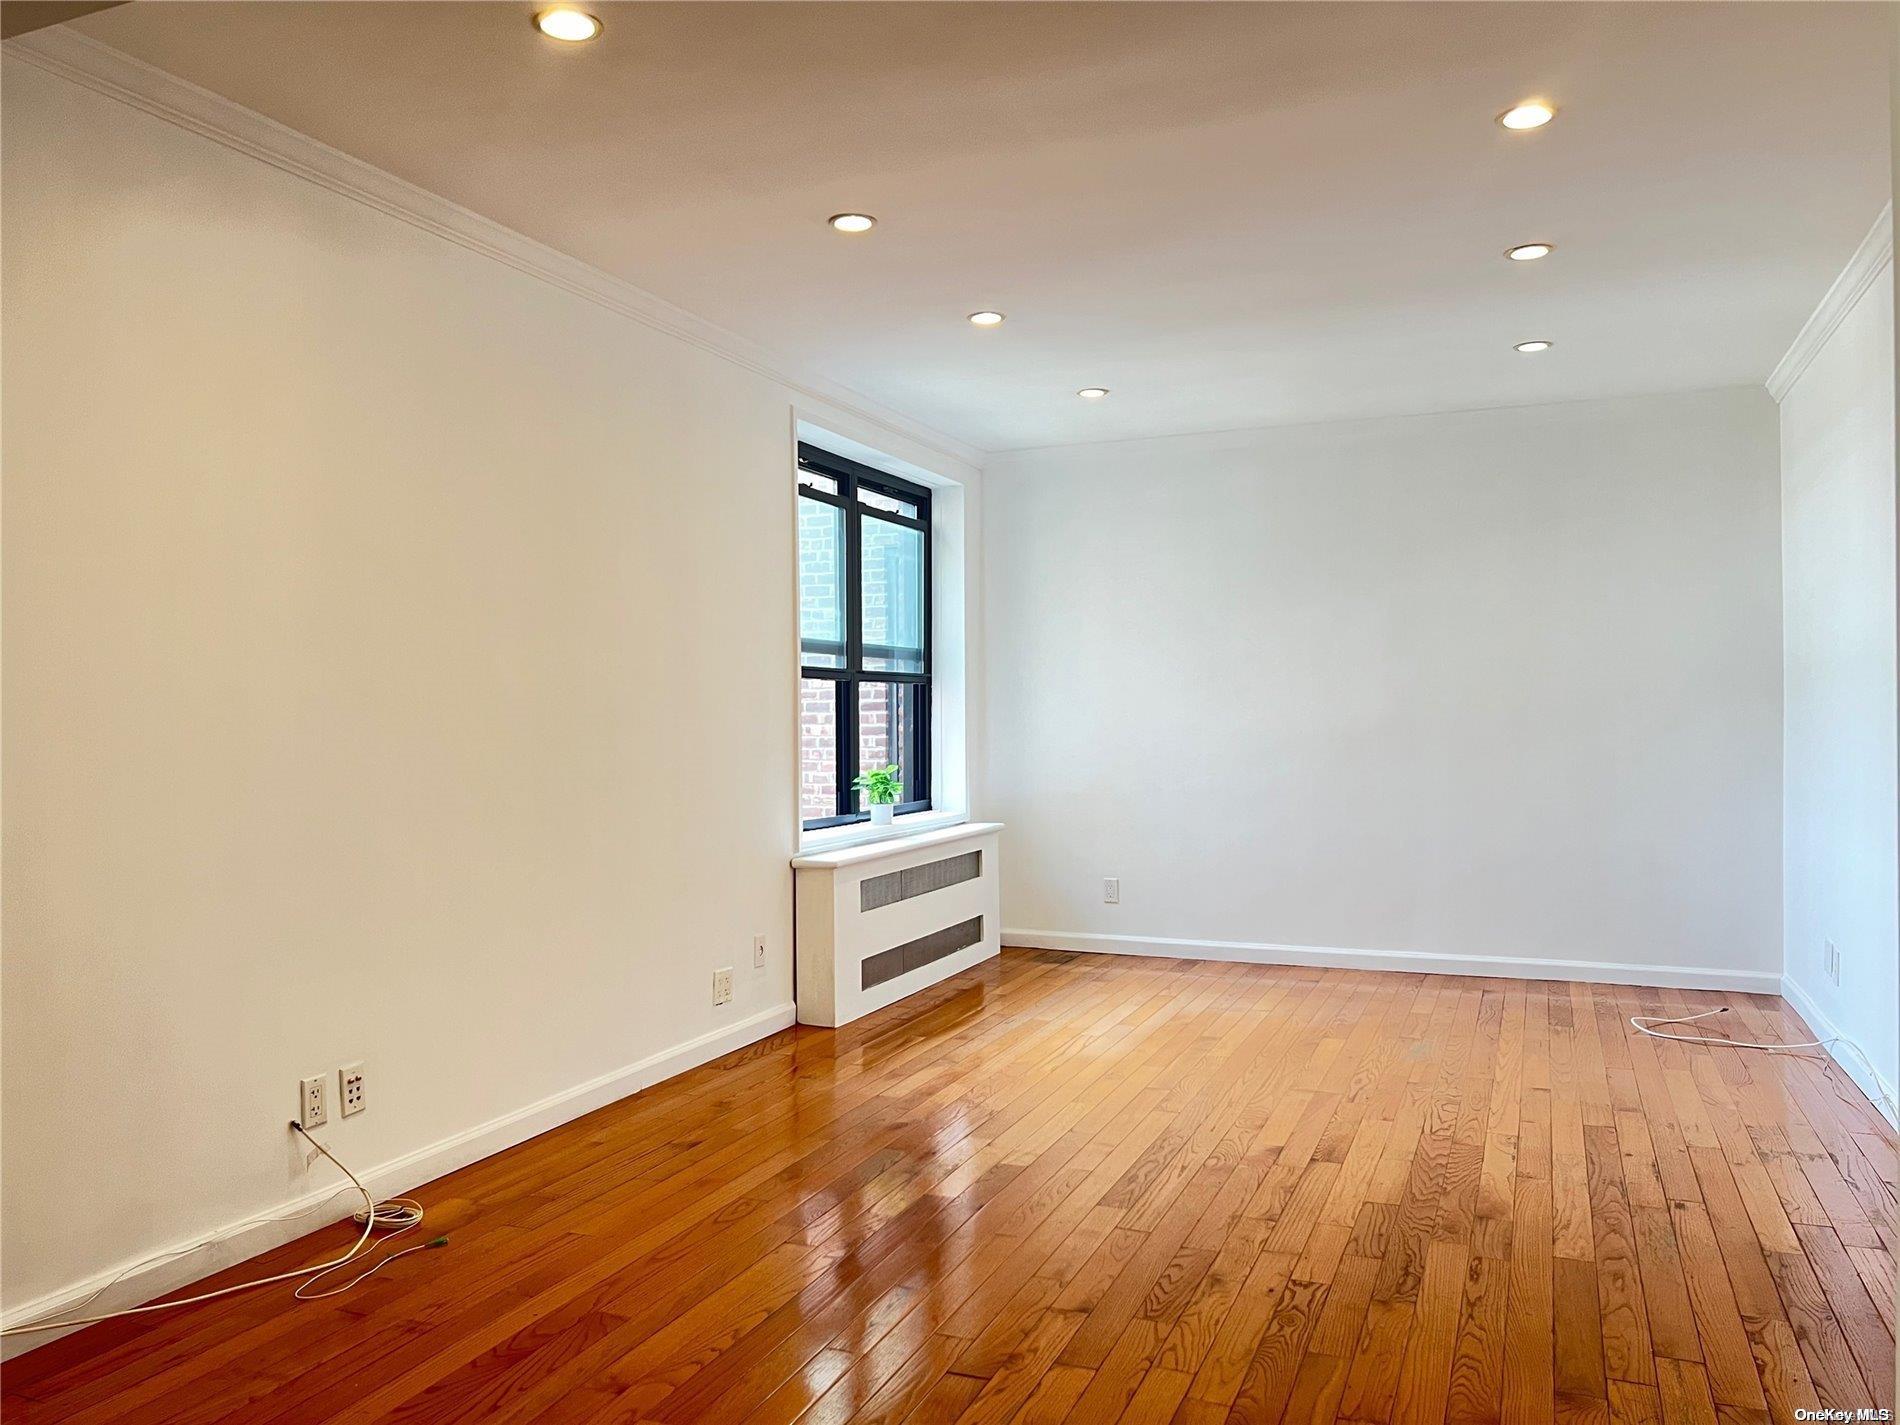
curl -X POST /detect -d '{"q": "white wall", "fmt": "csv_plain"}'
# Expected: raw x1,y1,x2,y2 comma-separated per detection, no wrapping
985,388,1783,986
0,56,981,1324
1778,246,1897,1113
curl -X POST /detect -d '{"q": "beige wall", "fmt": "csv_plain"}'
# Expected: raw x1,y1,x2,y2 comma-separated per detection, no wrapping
0,56,980,1319
984,388,1784,985
1780,256,1897,1111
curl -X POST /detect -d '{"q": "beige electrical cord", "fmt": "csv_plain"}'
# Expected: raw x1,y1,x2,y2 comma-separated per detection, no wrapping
1630,1005,1897,1122
1,1122,436,1337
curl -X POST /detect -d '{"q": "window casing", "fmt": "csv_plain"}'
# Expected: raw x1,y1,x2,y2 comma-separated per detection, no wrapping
799,444,932,830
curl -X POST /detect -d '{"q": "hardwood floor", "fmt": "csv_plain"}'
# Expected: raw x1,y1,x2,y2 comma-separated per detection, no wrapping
5,949,1894,1424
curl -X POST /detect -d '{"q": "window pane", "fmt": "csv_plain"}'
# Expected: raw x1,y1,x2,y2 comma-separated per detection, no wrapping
797,468,838,495
857,682,924,810
859,485,918,519
860,514,924,673
801,678,838,823
798,495,845,668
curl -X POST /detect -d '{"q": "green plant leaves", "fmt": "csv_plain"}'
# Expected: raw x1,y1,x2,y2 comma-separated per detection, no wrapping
850,764,904,805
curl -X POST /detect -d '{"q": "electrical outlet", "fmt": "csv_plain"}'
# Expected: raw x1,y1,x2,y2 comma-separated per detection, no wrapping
298,1074,328,1129
713,967,734,1005
1103,878,1121,905
339,1062,366,1117
1825,940,1841,986
753,935,767,972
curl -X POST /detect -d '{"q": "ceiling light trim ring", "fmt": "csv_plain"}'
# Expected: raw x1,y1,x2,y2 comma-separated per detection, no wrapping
1498,101,1555,131
534,8,602,43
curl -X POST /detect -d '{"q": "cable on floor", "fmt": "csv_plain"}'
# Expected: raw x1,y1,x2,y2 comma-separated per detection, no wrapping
1629,1005,1897,1122
0,1122,442,1337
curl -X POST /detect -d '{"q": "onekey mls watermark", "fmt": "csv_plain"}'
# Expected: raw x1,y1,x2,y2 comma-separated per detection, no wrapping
1795,1411,1892,1422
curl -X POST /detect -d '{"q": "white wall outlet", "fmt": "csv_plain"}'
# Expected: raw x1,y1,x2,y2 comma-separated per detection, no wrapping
339,1062,366,1117
753,935,767,972
1103,878,1121,905
1825,940,1841,985
713,967,734,1005
298,1074,328,1129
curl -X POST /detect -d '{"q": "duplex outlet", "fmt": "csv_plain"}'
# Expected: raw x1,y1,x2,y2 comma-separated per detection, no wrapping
713,967,734,1006
298,1074,328,1129
1102,878,1121,905
339,1062,366,1117
1825,940,1841,986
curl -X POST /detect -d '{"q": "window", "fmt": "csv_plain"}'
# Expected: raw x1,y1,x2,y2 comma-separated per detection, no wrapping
799,443,931,829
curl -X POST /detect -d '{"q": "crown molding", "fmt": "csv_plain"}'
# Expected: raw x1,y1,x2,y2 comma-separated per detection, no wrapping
1765,202,1893,403
2,27,986,469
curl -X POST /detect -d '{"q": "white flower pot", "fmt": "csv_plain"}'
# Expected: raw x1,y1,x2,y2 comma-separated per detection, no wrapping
869,803,895,826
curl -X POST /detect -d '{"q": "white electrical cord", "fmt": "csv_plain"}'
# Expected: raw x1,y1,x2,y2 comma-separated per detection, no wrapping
1630,1006,1898,1121
292,1193,427,1301
0,1122,436,1337
0,1185,363,1334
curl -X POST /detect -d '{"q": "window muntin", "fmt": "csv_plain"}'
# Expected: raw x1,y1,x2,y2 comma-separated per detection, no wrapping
798,444,932,829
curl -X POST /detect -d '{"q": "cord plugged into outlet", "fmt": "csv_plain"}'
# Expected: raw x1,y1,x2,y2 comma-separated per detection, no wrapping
299,1074,328,1129
0,1122,435,1337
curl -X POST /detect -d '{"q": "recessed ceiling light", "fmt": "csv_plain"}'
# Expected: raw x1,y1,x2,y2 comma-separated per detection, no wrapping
1505,242,1553,262
1515,339,1553,353
967,311,1006,327
1077,388,1109,400
828,213,876,233
534,7,601,42
1498,100,1555,131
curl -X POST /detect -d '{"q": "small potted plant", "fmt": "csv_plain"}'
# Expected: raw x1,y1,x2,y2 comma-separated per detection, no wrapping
853,764,903,826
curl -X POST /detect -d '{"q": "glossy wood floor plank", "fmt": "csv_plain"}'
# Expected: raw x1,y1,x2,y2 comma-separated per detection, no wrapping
4,951,1892,1425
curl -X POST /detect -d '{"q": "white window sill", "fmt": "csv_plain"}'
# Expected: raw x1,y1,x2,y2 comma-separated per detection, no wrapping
795,812,981,863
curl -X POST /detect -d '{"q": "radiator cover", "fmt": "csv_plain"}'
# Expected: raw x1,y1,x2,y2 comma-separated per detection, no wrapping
792,823,1003,1028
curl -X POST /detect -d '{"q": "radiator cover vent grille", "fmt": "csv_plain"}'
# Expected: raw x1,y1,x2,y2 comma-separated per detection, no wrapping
860,850,982,912
861,916,984,990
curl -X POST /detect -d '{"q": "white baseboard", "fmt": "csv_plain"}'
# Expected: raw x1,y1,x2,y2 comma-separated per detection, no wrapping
1,1002,796,1357
1004,929,1782,994
1778,974,1899,1130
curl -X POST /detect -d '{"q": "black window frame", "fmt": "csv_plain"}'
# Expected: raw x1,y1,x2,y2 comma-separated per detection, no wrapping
798,442,933,830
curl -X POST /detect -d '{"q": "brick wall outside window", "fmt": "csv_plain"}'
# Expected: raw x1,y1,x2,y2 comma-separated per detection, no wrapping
799,678,836,823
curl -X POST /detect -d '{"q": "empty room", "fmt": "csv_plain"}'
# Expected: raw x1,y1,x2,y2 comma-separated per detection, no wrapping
2,2,1896,1421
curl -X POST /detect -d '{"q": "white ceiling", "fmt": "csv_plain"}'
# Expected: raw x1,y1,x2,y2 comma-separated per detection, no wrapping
73,1,1891,453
